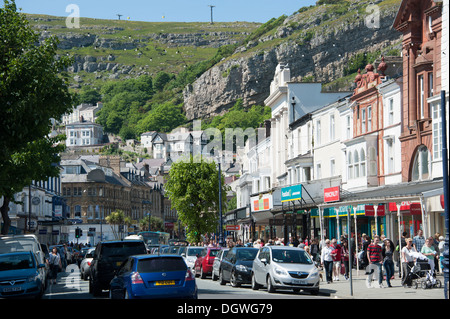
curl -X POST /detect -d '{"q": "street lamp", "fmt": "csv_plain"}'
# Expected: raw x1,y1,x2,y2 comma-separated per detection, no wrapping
218,160,224,247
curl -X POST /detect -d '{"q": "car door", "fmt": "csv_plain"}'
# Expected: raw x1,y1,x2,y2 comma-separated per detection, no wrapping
254,247,268,284
223,248,236,282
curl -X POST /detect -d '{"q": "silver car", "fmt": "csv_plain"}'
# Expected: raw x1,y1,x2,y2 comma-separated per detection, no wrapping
212,248,229,281
80,248,95,280
251,246,320,295
181,246,204,270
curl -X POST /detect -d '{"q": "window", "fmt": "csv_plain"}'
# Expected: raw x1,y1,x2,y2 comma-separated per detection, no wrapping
74,205,81,218
348,151,353,179
432,104,443,159
419,74,425,119
428,73,434,98
316,163,322,179
346,116,351,139
360,149,366,177
354,152,360,178
369,147,377,176
386,139,394,174
412,146,431,181
388,98,394,126
316,120,321,146
361,108,366,134
367,106,372,132
330,159,335,177
330,115,335,141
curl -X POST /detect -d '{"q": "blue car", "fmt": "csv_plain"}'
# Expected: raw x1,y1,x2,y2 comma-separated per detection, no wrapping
109,254,197,299
0,252,46,299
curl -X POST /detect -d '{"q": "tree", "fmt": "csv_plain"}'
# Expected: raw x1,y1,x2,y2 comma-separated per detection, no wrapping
0,1,74,234
139,215,164,232
165,156,228,243
135,102,186,135
105,210,132,240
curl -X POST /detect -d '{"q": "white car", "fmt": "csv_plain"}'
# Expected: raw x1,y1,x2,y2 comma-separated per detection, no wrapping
212,248,229,281
252,246,320,295
181,246,204,270
80,248,95,280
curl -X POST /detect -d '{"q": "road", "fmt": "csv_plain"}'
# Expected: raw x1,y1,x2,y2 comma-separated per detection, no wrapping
43,264,330,299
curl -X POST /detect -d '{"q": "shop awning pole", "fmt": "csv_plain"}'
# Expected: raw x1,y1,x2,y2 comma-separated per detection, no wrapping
353,206,359,276
347,206,353,296
397,203,402,279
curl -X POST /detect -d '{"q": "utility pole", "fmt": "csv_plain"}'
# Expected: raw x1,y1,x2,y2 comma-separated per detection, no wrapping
441,89,449,299
117,14,123,20
208,5,215,24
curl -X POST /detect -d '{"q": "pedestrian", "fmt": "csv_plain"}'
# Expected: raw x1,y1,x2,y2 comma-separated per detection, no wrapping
366,236,383,288
382,238,395,287
438,235,445,273
48,247,61,284
331,238,341,281
320,239,334,284
396,231,407,276
341,240,350,280
310,238,320,263
401,238,416,287
412,229,425,253
421,237,436,277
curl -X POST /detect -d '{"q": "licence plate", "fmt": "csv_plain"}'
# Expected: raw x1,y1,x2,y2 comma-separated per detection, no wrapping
3,287,22,292
116,262,122,267
155,280,175,286
293,279,306,285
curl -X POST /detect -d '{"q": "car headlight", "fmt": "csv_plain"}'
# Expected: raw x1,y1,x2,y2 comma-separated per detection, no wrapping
274,267,288,276
236,265,248,272
309,269,319,278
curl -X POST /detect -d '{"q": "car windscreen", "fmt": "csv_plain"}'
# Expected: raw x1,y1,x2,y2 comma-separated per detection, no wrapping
209,249,221,257
137,257,187,273
236,249,258,261
187,248,203,256
101,242,146,258
0,254,35,271
272,249,313,264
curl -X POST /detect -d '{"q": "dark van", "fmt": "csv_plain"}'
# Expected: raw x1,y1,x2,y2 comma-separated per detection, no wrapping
89,240,147,296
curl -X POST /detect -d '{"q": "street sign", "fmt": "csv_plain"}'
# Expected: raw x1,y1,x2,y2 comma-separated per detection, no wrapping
225,225,240,231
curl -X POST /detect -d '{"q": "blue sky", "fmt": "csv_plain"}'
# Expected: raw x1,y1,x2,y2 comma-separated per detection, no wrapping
14,0,317,23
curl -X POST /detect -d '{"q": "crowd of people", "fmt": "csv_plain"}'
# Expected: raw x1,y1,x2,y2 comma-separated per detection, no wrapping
199,229,446,289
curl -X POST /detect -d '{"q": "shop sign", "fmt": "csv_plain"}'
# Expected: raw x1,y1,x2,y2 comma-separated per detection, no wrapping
388,201,422,215
281,184,302,202
364,204,385,216
251,193,273,212
441,194,445,209
226,225,240,231
324,186,340,203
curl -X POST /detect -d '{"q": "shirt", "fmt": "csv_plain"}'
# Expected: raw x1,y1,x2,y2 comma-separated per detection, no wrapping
413,236,425,252
367,244,382,263
321,245,334,262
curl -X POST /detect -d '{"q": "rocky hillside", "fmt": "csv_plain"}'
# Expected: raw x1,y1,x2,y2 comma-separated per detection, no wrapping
27,14,260,89
183,0,403,120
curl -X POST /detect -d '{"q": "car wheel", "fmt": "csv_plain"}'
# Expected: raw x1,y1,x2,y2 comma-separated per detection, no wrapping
230,271,240,287
251,273,261,290
267,275,276,293
219,270,226,285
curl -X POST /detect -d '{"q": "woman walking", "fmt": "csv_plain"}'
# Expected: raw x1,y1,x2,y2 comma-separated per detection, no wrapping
382,238,395,287
48,247,61,284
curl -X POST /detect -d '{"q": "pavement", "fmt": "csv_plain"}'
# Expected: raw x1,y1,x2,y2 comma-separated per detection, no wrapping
322,267,446,299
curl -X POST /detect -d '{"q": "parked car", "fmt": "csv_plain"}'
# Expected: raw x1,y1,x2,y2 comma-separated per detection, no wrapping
0,235,49,289
251,246,320,295
212,248,229,281
89,240,148,296
194,247,221,279
181,246,203,270
109,254,197,299
0,251,46,299
219,247,258,287
80,248,95,280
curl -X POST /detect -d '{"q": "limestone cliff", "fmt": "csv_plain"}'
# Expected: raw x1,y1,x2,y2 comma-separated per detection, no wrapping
183,0,403,120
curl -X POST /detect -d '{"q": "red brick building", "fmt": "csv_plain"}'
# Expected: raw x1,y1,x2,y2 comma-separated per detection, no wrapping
393,0,443,182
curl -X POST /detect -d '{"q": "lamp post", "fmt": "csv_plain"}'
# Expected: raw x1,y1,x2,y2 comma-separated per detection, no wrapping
441,89,449,299
218,160,224,247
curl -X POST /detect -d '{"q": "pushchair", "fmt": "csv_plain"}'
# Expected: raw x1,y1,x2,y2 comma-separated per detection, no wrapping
405,254,442,289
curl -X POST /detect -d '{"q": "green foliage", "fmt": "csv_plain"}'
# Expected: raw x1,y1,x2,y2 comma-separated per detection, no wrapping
165,156,229,243
243,15,287,45
135,102,186,135
153,71,174,92
343,50,381,76
78,87,102,105
1,0,74,234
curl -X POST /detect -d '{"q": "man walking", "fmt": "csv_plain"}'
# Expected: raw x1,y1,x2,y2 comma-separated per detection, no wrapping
366,236,384,288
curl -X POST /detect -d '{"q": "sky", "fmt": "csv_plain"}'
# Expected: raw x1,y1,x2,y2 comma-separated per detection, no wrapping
14,0,318,23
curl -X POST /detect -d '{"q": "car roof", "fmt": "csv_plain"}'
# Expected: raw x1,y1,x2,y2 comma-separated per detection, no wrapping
266,245,305,250
132,254,184,260
0,251,33,257
100,240,144,244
